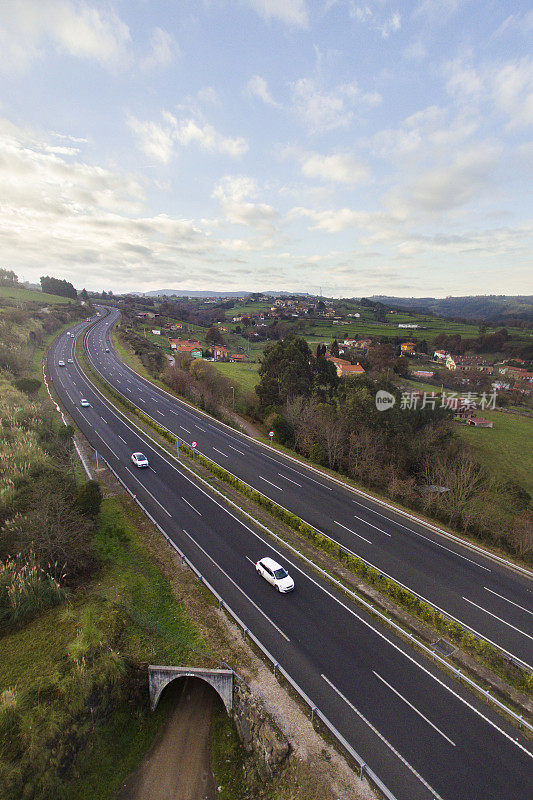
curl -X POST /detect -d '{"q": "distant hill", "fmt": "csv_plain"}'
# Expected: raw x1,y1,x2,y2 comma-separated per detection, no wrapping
371,295,533,324
131,289,311,299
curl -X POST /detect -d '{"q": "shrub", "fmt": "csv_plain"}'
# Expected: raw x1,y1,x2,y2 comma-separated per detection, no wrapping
13,378,41,396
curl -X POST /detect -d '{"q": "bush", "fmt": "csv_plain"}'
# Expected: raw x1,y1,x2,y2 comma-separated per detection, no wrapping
76,480,103,518
13,378,41,396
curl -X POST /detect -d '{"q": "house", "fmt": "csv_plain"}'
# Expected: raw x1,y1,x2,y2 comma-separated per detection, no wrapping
354,338,372,350
347,313,360,318
398,323,421,329
401,342,417,354
151,329,161,335
209,345,229,361
446,355,493,373
411,370,434,379
433,350,448,360
343,339,357,346
230,353,246,362
467,417,494,428
325,354,365,377
499,366,533,382
169,339,203,358
217,325,228,331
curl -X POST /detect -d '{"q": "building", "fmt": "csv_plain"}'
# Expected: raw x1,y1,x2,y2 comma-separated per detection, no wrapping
398,323,421,329
230,353,247,362
209,345,229,361
354,338,372,350
401,342,417,354
411,370,434,379
169,339,203,358
467,417,494,428
499,366,533,382
446,355,493,373
326,354,365,377
433,350,448,360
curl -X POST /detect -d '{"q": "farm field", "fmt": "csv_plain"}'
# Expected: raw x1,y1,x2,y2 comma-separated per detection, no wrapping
212,361,260,393
456,409,533,496
0,286,76,305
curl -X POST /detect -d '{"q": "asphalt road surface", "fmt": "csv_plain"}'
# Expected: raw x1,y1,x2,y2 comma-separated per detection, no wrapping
44,313,533,800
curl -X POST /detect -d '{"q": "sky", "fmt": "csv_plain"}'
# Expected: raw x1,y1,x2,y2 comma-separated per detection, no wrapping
0,0,532,298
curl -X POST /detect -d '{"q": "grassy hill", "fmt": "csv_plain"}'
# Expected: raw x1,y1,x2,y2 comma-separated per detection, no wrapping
0,286,76,305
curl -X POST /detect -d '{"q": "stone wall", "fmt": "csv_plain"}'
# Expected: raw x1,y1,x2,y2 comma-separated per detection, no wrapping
232,679,291,777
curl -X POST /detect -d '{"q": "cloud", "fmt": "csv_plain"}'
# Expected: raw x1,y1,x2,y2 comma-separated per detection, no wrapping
386,143,500,219
351,5,401,38
141,27,179,71
0,0,131,72
445,55,533,129
212,175,277,230
243,0,308,28
291,77,381,133
246,75,280,107
294,150,368,184
413,0,462,21
128,112,248,162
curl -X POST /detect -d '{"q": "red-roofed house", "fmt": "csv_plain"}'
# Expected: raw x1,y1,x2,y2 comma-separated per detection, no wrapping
326,354,365,377
169,339,203,358
209,345,229,361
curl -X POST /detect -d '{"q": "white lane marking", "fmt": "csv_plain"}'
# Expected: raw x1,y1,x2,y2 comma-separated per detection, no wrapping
354,503,491,572
278,473,302,487
66,392,73,402
125,467,172,517
262,454,332,489
212,447,228,458
334,520,372,545
95,433,119,460
322,674,445,800
353,513,391,537
180,426,191,434
259,476,283,491
183,531,290,642
140,397,147,403
78,412,92,427
462,597,533,642
372,672,456,747
79,342,533,731
119,435,127,444
196,425,207,432
245,556,256,565
156,410,165,417
484,587,533,616
228,445,246,455
182,497,202,516
101,418,108,424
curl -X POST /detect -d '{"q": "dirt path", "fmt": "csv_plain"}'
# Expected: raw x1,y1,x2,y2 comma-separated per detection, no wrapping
117,678,217,800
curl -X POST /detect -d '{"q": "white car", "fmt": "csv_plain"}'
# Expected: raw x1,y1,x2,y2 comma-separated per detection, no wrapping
131,452,149,468
58,360,65,366
67,358,73,363
80,399,90,407
105,347,110,352
256,557,294,593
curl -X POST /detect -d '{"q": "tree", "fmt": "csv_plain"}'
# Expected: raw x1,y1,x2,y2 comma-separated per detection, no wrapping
0,268,18,287
330,339,340,357
76,480,103,518
80,288,89,302
206,326,224,345
256,337,314,410
40,276,77,299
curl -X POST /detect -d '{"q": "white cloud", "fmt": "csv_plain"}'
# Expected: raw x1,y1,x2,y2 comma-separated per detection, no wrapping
243,0,308,28
413,0,462,21
0,0,131,72
298,151,368,184
386,144,500,219
128,113,248,162
351,5,401,38
212,175,277,230
141,27,179,71
291,77,381,133
246,75,280,107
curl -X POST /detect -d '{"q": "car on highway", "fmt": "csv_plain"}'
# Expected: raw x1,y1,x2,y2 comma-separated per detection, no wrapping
58,360,65,366
131,452,149,468
256,557,294,592
80,399,90,407
105,348,109,352
67,358,73,363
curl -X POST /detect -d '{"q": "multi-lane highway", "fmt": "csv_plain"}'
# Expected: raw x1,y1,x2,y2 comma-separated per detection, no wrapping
84,306,533,673
45,312,533,800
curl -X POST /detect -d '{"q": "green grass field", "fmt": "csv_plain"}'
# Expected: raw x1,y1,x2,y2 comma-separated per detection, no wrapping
456,410,533,495
212,361,259,393
0,286,76,305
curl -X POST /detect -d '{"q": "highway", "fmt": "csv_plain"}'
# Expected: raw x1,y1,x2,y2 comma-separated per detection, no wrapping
45,313,533,800
84,306,533,672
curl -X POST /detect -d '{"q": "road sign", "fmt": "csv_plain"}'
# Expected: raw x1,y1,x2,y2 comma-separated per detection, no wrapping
191,441,197,449
269,431,274,437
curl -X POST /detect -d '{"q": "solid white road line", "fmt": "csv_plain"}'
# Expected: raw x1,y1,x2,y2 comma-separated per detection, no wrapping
372,671,456,747
334,520,372,545
125,468,172,516
95,433,119,460
354,503,491,572
353,513,392,537
278,473,302,487
183,531,290,642
212,447,228,458
321,674,445,800
259,476,283,491
182,497,202,516
484,587,533,616
78,412,92,427
462,597,533,642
